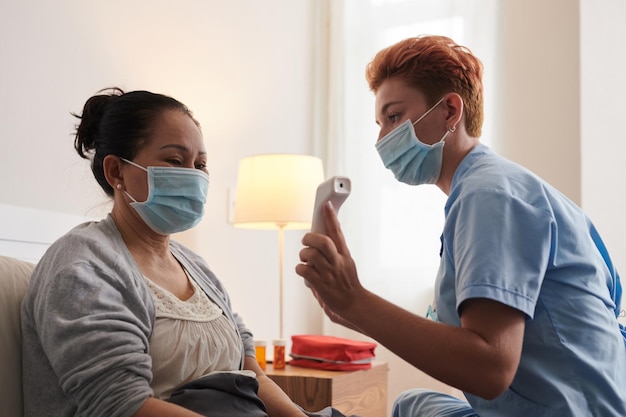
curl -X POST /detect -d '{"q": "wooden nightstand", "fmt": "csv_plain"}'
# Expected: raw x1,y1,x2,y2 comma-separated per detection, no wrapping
265,361,388,417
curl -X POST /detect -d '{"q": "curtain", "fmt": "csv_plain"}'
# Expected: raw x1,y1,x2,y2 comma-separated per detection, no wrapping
312,0,499,402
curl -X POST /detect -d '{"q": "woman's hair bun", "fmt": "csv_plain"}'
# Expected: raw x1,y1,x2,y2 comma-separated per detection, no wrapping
73,87,124,159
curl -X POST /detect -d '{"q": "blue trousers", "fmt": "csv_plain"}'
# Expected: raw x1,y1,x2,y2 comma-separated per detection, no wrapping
392,389,478,417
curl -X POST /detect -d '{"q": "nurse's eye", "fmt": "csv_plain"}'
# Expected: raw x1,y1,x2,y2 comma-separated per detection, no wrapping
388,113,400,123
195,162,207,170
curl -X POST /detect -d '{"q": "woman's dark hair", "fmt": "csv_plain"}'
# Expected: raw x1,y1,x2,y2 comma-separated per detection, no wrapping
72,87,200,197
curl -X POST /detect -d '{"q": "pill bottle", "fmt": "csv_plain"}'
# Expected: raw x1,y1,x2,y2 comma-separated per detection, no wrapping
254,340,267,370
272,339,286,369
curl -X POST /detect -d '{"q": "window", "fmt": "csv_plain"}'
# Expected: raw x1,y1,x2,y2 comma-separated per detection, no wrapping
321,0,498,321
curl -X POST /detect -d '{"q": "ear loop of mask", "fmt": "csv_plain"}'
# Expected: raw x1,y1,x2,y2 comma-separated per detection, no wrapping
121,158,148,172
411,96,447,127
120,158,148,203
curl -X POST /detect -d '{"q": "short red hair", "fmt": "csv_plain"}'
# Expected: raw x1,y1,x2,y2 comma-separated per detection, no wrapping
366,35,484,137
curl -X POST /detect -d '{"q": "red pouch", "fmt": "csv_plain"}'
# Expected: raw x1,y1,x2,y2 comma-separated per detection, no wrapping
288,334,377,371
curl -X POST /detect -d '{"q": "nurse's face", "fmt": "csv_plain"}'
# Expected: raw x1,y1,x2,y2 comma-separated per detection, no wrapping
374,77,444,146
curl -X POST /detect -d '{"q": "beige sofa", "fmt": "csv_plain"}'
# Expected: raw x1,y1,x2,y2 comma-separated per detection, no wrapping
0,256,36,417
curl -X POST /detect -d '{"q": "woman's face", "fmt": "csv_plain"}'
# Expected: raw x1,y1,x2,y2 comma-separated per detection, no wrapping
123,110,208,203
374,77,445,145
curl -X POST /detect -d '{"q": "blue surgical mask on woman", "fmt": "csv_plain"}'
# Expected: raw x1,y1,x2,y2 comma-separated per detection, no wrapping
375,96,454,185
121,158,210,235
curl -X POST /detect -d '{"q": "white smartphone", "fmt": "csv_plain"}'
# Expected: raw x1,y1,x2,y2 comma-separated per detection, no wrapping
311,176,351,235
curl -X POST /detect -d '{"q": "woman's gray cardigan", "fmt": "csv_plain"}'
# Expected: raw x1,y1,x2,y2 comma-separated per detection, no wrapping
20,215,255,417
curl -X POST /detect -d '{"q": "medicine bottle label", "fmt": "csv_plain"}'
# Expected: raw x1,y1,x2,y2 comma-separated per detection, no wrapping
254,341,267,370
273,339,286,369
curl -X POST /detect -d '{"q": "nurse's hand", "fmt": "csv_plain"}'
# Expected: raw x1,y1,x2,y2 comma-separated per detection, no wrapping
309,286,364,333
296,201,366,320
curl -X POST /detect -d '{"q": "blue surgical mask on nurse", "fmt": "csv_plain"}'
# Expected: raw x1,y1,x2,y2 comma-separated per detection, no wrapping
375,96,456,186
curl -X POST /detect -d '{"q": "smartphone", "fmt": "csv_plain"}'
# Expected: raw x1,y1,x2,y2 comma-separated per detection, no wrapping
311,176,351,235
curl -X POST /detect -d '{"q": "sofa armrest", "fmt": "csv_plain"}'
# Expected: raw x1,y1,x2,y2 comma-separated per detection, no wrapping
0,256,36,417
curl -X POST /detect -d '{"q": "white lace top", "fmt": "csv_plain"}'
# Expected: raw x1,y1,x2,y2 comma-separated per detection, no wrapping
144,269,243,399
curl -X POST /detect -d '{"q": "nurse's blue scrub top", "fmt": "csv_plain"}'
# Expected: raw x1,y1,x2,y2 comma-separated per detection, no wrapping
434,145,626,416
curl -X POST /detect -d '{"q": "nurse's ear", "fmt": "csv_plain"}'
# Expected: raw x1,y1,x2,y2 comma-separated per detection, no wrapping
443,93,464,131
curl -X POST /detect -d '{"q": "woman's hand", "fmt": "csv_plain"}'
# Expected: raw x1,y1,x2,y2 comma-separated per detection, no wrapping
244,357,306,417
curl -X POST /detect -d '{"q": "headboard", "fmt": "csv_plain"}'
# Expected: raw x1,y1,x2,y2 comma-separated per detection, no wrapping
0,203,97,263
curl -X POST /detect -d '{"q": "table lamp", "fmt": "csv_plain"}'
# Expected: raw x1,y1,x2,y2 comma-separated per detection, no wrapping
233,154,324,339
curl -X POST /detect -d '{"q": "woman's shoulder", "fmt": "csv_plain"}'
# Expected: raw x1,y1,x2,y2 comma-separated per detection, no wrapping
25,216,153,317
44,216,123,261
31,215,136,289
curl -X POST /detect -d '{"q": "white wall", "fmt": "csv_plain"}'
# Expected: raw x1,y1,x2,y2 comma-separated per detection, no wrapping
493,0,581,203
580,0,626,290
2,0,625,413
0,0,323,343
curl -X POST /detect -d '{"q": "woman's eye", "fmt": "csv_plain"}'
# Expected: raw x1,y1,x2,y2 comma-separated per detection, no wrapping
195,162,207,170
389,113,399,123
167,159,183,166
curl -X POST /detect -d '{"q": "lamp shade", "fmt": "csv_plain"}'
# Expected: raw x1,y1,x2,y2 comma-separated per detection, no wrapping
233,154,325,230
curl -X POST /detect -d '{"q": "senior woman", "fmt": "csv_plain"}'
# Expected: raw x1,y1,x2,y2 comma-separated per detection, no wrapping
20,88,312,417
297,35,626,417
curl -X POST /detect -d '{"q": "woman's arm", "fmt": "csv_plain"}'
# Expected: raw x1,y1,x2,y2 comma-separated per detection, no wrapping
244,356,307,417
